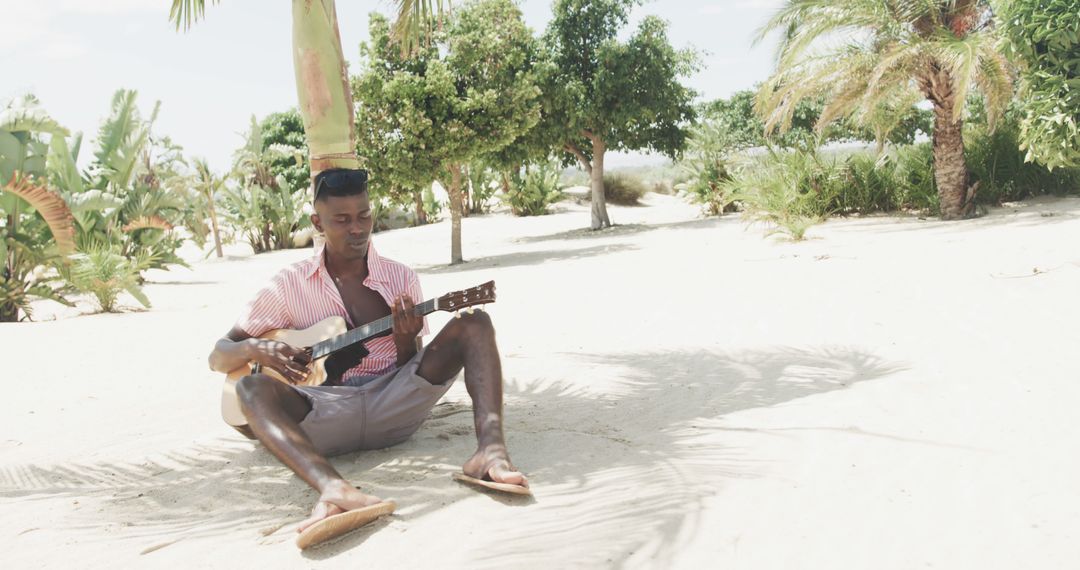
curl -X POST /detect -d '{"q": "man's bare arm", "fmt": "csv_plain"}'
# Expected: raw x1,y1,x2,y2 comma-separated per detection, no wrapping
208,326,310,384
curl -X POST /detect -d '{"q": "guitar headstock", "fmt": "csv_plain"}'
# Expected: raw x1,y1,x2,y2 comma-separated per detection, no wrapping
437,281,496,312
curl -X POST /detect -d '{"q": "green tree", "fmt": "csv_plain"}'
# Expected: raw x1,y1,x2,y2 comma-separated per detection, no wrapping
543,0,698,229
756,0,1013,220
996,0,1080,170
260,109,310,195
354,1,541,264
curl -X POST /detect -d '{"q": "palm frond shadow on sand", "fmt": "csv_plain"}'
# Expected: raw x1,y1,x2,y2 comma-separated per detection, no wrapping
0,345,904,564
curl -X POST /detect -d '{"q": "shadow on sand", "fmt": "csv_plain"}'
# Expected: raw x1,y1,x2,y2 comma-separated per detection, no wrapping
0,345,905,565
415,243,638,274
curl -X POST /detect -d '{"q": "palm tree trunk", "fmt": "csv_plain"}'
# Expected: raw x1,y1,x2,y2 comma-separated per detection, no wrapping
207,193,223,258
291,0,360,181
932,99,969,220
589,136,611,230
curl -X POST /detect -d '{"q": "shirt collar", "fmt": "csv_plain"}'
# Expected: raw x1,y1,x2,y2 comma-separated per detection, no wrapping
304,240,387,283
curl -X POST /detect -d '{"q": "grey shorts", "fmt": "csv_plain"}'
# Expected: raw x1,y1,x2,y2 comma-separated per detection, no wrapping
291,347,455,456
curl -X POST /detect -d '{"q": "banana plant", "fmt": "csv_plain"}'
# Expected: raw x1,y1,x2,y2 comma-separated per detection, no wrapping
0,96,78,321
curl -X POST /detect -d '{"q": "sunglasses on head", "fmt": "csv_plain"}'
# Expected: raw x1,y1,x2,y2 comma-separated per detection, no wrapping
314,169,369,200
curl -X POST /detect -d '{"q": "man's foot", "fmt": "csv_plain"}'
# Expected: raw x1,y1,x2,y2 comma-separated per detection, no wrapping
462,444,529,488
297,482,384,534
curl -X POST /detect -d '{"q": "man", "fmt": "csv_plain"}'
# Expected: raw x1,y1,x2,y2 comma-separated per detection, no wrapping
207,168,527,546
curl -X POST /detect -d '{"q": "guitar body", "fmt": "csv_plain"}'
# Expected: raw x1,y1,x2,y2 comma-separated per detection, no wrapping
221,316,350,427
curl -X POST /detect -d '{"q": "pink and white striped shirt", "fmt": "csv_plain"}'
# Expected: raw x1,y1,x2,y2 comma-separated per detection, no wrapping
235,242,428,381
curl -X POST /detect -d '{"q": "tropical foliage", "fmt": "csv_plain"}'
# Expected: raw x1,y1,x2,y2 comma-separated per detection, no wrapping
996,0,1080,170
503,161,564,217
0,95,78,321
756,0,1014,220
221,116,310,253
68,246,151,313
57,90,190,276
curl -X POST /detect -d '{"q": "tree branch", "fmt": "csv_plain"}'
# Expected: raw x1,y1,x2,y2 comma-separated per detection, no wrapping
564,143,592,174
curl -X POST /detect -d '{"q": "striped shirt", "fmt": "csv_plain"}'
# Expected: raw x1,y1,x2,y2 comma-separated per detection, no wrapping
235,241,428,381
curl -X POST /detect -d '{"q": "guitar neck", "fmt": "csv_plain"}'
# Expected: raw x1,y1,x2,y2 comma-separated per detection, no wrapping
310,298,438,359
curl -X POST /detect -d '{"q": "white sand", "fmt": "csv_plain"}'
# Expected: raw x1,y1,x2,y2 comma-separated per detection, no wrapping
2,193,1079,569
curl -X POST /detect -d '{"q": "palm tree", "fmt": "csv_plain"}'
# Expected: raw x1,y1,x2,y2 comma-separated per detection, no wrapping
191,158,225,258
756,0,1013,219
168,0,448,179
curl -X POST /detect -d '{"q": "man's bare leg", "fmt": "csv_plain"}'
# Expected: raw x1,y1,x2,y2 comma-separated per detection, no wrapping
417,311,527,487
236,375,384,530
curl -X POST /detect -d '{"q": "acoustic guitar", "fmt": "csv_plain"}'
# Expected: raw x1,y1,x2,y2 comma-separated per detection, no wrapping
220,280,496,427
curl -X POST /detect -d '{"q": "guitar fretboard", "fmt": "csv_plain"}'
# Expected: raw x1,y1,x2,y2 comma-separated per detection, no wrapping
310,298,437,359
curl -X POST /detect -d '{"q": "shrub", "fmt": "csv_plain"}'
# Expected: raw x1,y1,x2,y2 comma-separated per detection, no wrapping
724,149,836,240
892,143,939,214
677,120,738,215
503,162,564,216
466,165,500,215
965,119,1080,204
68,246,150,312
422,186,443,223
601,172,647,205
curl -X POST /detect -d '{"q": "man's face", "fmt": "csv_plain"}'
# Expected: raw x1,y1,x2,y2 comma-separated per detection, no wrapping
311,193,373,261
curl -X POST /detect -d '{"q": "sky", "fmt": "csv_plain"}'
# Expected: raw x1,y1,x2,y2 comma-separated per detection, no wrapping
1,0,784,172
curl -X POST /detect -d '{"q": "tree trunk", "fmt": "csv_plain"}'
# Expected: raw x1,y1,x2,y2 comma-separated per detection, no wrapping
500,171,512,194
447,165,464,264
0,302,16,322
462,165,472,218
932,99,970,220
413,190,427,226
207,194,223,258
291,0,360,182
590,137,611,230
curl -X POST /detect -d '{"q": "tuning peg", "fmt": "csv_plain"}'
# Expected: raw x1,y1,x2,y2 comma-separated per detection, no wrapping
466,307,475,315
455,310,462,319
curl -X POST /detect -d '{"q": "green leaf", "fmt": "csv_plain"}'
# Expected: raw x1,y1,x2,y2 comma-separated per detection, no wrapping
0,130,21,183
0,95,69,137
124,282,152,308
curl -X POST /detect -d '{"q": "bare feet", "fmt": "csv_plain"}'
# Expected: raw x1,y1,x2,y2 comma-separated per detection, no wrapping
463,443,528,488
297,481,384,533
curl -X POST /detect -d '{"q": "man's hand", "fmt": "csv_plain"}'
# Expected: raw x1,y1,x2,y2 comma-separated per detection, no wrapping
247,338,311,384
391,294,423,362
391,294,423,341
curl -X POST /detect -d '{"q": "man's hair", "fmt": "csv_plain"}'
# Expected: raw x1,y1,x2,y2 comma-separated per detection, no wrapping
313,168,369,202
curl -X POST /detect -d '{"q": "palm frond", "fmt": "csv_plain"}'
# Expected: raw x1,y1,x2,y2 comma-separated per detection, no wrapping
2,173,76,254
169,0,219,31
392,0,450,56
122,216,174,232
